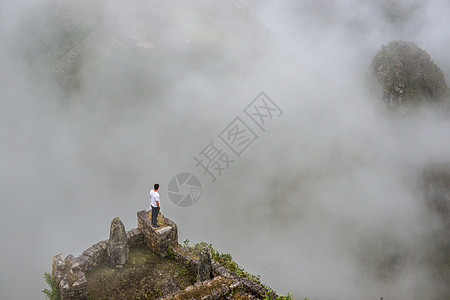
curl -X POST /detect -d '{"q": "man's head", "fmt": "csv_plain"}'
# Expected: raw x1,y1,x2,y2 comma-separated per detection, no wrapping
154,183,159,191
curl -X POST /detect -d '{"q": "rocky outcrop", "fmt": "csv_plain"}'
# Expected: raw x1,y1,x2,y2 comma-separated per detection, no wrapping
107,217,129,268
197,247,212,282
369,40,449,105
156,275,275,300
51,213,278,299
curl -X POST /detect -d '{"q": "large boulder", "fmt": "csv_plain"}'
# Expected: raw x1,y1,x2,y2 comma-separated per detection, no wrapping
369,40,449,105
107,217,129,268
197,247,212,282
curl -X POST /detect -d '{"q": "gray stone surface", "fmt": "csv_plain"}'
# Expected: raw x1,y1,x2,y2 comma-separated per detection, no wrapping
54,254,65,270
160,278,183,296
215,266,226,275
221,283,230,294
197,247,212,282
157,226,172,236
107,217,129,268
211,289,221,299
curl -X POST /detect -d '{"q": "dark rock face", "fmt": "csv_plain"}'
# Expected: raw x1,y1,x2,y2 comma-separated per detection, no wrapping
107,217,129,268
370,40,449,105
197,247,212,282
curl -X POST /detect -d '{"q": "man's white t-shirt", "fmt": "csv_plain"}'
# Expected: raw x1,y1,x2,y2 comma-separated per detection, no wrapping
150,189,160,208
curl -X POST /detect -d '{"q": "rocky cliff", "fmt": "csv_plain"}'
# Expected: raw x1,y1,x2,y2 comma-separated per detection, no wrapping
369,40,449,105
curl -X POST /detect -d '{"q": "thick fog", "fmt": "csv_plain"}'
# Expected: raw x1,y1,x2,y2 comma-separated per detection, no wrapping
1,0,449,299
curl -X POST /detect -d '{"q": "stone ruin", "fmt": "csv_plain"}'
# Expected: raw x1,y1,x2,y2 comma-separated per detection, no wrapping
137,210,178,257
51,210,281,299
107,217,129,268
198,247,212,282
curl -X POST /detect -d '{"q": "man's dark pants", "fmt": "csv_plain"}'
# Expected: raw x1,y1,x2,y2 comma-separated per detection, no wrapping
151,206,159,226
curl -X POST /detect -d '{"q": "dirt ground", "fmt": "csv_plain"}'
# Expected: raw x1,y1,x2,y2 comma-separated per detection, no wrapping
86,244,196,299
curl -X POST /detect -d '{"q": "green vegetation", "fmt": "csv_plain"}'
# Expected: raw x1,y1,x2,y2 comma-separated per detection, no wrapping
184,241,265,288
183,241,300,299
86,244,196,299
42,271,60,300
262,290,295,300
45,240,297,299
167,245,175,260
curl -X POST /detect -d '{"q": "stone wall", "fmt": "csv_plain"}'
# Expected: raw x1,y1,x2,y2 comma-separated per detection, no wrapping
137,210,178,257
156,275,276,300
168,245,273,300
51,212,279,300
51,228,143,300
52,254,88,300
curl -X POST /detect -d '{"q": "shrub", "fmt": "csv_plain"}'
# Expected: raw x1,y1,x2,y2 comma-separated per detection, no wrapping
42,271,60,300
167,245,175,259
262,290,295,300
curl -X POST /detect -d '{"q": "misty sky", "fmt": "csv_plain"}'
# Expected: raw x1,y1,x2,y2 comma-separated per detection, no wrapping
1,0,450,299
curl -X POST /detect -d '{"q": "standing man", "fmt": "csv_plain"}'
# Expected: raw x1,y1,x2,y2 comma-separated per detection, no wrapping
149,183,160,227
